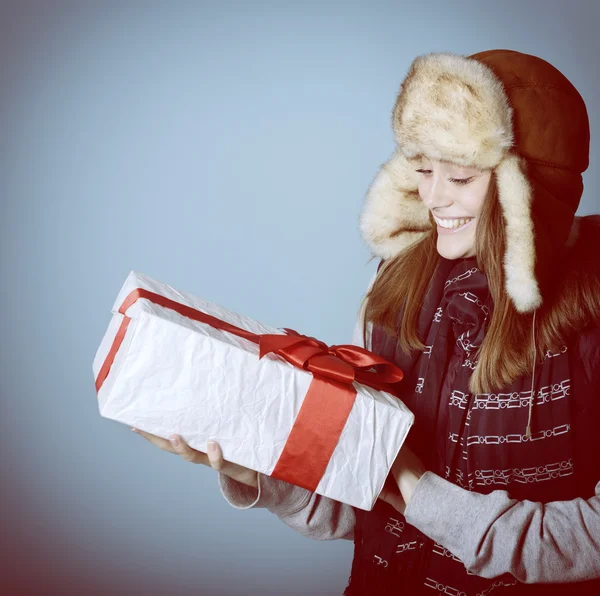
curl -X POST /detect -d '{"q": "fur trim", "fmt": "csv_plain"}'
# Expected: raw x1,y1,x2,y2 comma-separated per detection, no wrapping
392,53,514,168
360,151,431,258
494,153,542,311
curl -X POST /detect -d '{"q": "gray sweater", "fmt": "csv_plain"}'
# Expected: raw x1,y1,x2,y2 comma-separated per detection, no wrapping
217,273,600,584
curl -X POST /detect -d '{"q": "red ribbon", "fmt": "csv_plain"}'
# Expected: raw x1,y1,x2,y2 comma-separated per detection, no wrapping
95,288,404,492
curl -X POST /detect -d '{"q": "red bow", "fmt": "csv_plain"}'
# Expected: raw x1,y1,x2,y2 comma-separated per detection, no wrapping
259,328,403,389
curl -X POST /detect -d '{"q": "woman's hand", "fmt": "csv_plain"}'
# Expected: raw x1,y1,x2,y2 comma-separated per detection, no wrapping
131,428,259,488
390,444,427,508
378,471,407,514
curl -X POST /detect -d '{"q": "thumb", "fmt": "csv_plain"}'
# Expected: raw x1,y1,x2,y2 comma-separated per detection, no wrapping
206,441,224,470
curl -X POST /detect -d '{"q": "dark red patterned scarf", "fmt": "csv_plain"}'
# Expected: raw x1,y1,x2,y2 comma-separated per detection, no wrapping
343,256,599,595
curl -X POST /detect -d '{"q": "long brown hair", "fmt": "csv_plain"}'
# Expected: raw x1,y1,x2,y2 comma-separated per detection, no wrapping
362,172,600,393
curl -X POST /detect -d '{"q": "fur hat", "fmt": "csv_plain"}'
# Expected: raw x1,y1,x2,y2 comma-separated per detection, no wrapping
360,49,590,312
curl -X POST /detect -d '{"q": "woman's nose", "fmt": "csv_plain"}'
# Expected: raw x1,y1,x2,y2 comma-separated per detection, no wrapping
422,177,452,209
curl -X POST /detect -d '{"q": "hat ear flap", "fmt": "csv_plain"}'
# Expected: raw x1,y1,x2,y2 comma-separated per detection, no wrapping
360,151,432,259
495,153,542,312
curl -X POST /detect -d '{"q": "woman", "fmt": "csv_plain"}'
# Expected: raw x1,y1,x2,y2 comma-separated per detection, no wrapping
133,49,600,594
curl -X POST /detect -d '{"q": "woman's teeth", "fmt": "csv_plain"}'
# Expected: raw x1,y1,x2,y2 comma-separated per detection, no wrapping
434,217,474,229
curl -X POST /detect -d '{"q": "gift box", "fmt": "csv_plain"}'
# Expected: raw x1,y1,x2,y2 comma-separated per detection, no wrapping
93,271,415,510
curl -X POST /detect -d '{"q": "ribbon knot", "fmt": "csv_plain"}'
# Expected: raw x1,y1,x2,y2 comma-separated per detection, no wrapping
259,327,403,390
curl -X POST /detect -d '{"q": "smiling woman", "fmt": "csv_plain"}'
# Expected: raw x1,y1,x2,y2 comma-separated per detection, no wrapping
129,48,600,596
414,158,494,259
198,48,600,596
348,49,600,594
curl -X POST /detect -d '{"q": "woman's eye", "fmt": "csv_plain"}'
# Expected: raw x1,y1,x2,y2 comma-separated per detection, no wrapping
415,170,472,185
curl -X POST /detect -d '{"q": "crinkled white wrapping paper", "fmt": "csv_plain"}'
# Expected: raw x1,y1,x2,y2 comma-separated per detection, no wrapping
93,271,415,510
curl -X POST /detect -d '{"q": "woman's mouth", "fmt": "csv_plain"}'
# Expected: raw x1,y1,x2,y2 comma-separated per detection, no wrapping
434,216,475,234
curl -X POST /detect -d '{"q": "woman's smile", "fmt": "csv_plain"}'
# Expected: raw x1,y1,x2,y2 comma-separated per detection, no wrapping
433,215,476,234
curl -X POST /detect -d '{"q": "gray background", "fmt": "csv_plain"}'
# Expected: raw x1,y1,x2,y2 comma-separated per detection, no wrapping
1,0,599,594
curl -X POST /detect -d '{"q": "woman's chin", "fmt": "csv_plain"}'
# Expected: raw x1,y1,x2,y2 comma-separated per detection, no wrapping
436,239,476,260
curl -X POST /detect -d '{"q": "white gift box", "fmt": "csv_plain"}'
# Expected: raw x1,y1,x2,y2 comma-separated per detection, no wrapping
93,271,415,510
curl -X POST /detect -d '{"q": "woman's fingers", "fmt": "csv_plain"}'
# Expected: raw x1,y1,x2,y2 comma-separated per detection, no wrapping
166,435,226,470
132,428,210,466
205,443,258,487
132,428,176,453
206,441,224,470
167,434,209,465
132,428,257,487
378,472,407,514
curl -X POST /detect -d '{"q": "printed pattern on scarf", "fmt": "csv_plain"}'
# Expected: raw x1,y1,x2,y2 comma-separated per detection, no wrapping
343,257,589,596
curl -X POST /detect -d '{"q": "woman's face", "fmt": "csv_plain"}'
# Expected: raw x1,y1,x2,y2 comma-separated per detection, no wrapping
416,157,492,260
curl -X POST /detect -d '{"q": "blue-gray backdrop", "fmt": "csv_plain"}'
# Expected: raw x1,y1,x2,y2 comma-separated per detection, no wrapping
2,0,599,594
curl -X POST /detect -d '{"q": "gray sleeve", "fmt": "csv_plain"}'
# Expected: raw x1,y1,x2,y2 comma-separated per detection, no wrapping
404,471,600,583
217,472,355,541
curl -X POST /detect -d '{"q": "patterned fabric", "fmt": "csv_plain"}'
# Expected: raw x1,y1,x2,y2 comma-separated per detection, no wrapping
343,257,600,595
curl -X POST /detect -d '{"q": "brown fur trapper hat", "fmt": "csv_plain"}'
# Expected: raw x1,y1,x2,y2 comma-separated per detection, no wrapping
360,49,590,312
